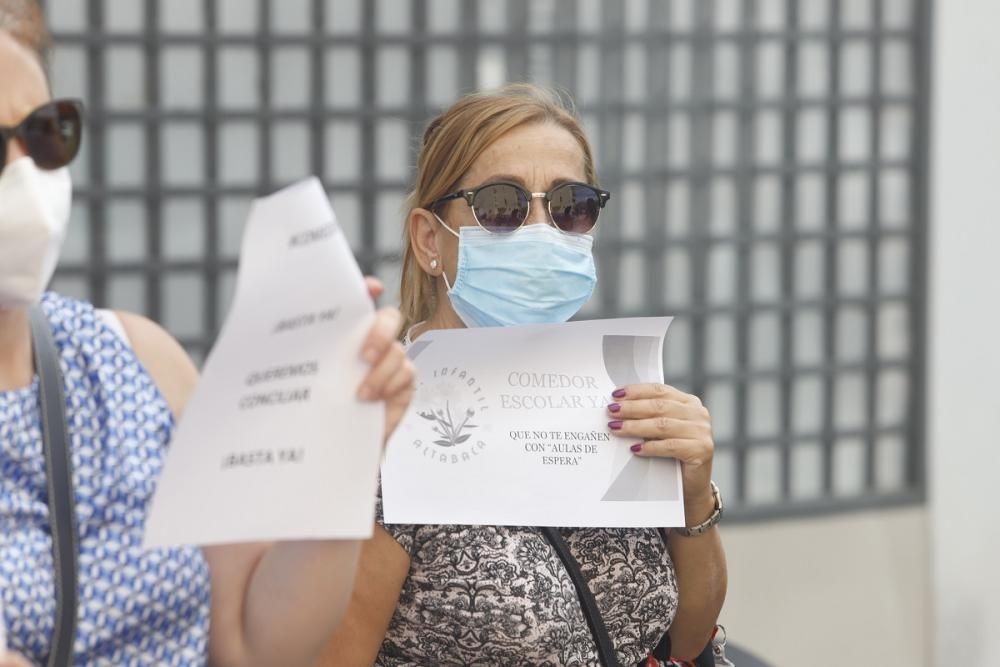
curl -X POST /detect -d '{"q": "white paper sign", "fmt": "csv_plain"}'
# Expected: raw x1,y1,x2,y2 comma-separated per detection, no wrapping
144,177,384,548
381,318,685,527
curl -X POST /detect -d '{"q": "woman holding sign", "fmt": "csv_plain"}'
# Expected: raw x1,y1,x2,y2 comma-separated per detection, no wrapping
0,3,414,665
321,85,727,665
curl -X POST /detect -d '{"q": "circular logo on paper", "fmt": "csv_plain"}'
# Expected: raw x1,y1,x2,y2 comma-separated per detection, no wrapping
411,366,491,465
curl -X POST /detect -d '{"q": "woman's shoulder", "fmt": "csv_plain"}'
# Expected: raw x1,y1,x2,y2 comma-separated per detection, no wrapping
45,291,198,419
114,310,198,419
39,293,195,413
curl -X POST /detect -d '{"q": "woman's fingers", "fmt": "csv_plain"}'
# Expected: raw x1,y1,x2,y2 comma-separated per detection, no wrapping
606,383,713,447
380,357,416,399
630,438,713,465
607,383,717,498
608,397,707,422
359,307,402,365
608,415,709,441
358,340,408,401
611,383,701,405
357,307,404,399
381,359,416,438
354,304,415,438
0,653,35,667
364,276,385,300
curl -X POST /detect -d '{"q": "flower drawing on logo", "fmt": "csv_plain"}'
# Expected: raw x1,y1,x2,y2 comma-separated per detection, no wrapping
418,401,478,448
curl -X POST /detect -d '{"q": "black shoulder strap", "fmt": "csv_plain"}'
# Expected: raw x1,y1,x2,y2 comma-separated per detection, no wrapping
651,631,673,662
539,527,622,667
651,529,674,662
29,306,79,667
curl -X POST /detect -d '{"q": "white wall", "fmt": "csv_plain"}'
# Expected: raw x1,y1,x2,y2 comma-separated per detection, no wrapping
928,1,1000,665
720,507,930,666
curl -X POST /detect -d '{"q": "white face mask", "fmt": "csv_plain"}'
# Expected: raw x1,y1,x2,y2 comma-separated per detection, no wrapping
0,157,72,308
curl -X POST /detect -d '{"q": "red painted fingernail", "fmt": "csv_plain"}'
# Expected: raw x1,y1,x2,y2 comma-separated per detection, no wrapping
608,420,623,430
612,388,627,398
608,403,621,413
630,442,643,453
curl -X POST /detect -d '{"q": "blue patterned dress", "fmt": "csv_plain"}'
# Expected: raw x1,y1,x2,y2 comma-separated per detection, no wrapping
0,293,211,665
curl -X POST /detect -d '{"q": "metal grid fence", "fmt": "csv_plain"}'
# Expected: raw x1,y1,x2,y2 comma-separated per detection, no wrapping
43,0,930,521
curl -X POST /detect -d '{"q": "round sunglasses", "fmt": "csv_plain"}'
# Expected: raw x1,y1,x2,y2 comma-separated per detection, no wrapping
430,180,611,234
0,99,84,176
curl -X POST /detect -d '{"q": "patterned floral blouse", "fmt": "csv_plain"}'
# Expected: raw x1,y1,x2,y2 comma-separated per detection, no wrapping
374,491,679,666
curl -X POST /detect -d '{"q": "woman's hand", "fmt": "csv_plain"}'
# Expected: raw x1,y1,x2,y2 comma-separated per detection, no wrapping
0,652,33,667
357,277,415,440
607,383,716,524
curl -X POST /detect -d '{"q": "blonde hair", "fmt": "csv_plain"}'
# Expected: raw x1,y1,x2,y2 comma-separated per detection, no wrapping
0,0,51,69
400,83,598,334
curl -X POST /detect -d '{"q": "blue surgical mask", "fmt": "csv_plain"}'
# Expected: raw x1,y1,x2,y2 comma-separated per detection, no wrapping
436,219,598,327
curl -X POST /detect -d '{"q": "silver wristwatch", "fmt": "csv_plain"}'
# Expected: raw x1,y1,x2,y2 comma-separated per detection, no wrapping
673,481,723,537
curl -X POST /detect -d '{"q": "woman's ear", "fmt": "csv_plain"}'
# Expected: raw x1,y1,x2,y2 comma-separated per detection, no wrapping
408,208,442,276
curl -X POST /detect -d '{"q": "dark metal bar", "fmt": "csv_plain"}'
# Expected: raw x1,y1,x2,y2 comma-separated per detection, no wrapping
553,293,916,318
643,0,669,312
550,0,576,87
50,27,917,48
203,0,220,338
407,0,428,215
458,2,478,92
257,0,272,192
715,421,910,450
66,157,915,203
777,0,800,500
142,0,162,320
85,0,107,305
507,0,530,82
863,0,884,490
86,94,917,120
309,0,326,179
731,0,759,505
594,0,625,315
906,0,933,492
591,227,914,245
358,0,376,274
687,0,717,401
726,489,924,523
821,0,844,495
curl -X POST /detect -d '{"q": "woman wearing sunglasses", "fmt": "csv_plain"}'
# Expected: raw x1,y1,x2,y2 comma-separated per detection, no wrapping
0,3,415,666
320,85,727,666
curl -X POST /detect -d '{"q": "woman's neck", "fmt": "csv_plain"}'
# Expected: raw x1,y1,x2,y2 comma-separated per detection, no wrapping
413,304,465,341
0,306,34,392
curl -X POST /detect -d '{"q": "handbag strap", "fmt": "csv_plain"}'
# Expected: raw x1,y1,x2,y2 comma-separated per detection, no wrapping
543,526,678,667
539,527,622,667
29,306,79,667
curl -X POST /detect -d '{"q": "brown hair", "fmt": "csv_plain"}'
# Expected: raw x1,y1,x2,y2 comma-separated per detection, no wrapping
400,83,598,333
0,0,50,69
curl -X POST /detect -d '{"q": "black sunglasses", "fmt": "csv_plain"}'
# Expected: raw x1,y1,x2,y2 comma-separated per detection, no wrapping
0,99,84,176
430,180,611,234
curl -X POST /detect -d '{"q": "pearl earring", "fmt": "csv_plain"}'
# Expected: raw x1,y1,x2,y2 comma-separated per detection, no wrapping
430,259,439,270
